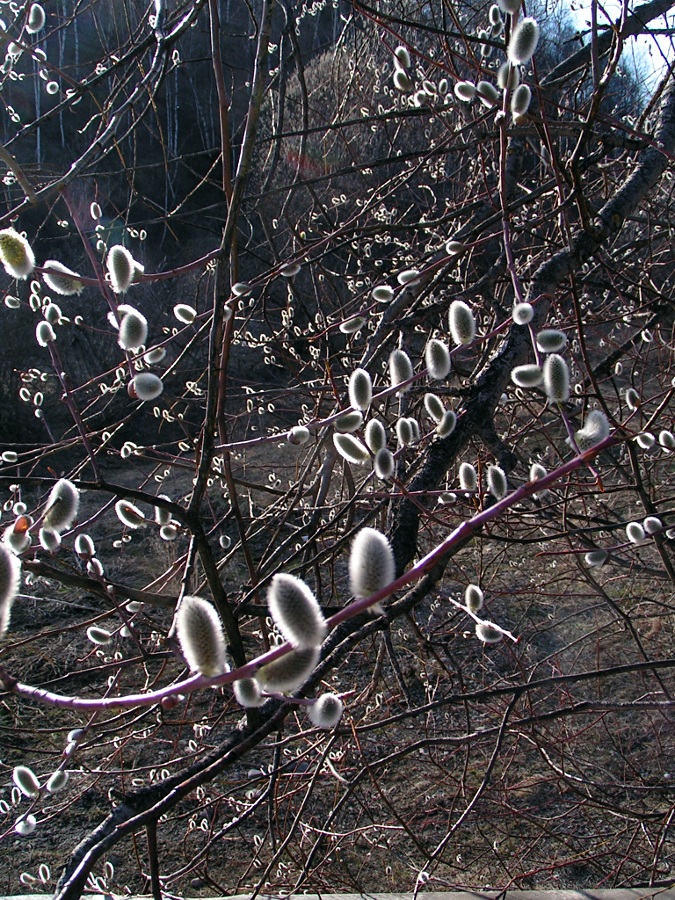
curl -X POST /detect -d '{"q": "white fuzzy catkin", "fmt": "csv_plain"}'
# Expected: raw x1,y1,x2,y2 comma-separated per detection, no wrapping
659,430,674,451
39,528,61,552
46,770,69,793
394,45,411,68
175,595,228,677
174,304,196,324
42,260,84,296
393,69,412,92
396,417,414,447
454,81,476,101
507,17,540,65
365,419,387,453
636,433,655,449
512,302,533,325
477,80,500,108
107,245,134,293
74,533,95,557
36,321,56,347
536,329,567,353
511,364,543,388
543,354,570,403
625,388,640,410
87,626,112,645
349,527,395,602
267,573,327,649
497,0,521,12
425,339,451,380
349,368,372,411
475,620,504,643
308,693,344,729
643,516,663,534
287,425,310,445
511,84,532,116
530,462,547,481
465,584,484,613
374,448,395,480
15,814,37,836
0,228,35,279
115,499,145,529
26,3,46,32
497,61,520,90
436,409,457,437
424,393,445,423
487,465,508,499
448,300,476,346
233,677,264,708
575,410,610,449
13,765,40,798
372,285,394,303
256,646,319,693
335,411,363,433
333,433,370,466
0,544,21,637
144,347,166,364
117,305,148,351
129,373,164,401
626,522,645,543
43,479,79,532
459,462,477,492
340,316,364,334
389,349,413,392
585,550,608,567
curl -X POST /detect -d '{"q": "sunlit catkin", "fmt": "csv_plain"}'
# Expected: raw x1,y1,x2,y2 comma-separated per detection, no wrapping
574,410,610,449
0,544,21,637
335,411,363,435
536,329,567,353
13,765,40,798
117,305,148,351
424,393,445,423
43,479,79,532
511,364,543,387
349,368,372,411
459,462,477,492
0,228,35,279
333,433,370,466
507,17,540,65
425,339,451,380
256,646,319,693
307,693,344,729
626,522,645,543
454,81,476,102
512,302,533,325
448,300,476,346
107,245,134,294
128,373,164,401
365,419,387,453
511,84,532,116
436,409,457,437
374,447,395,480
26,3,46,32
175,595,228,677
42,260,84,296
115,499,145,529
396,417,414,447
497,61,520,90
389,349,413,392
46,770,69,793
487,464,508,499
349,527,395,602
543,354,569,403
267,573,327,649
465,584,484,613
233,677,264,708
475,620,504,643
36,321,56,347
585,550,608,567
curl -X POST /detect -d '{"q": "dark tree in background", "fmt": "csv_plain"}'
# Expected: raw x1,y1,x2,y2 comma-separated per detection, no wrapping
0,0,674,897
